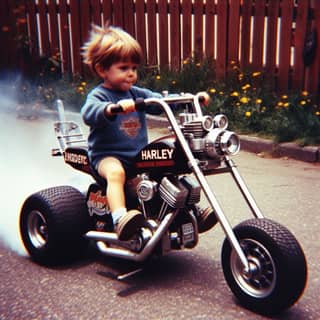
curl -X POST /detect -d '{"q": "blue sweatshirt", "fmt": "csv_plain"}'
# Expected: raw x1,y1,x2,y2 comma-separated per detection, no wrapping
81,84,162,170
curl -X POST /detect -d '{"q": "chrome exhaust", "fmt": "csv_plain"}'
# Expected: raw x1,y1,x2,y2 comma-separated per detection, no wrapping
84,211,177,262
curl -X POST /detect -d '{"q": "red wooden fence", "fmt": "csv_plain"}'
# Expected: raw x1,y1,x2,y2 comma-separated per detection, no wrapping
1,0,320,95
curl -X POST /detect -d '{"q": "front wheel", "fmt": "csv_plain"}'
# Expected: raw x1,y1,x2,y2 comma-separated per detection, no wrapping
221,218,307,315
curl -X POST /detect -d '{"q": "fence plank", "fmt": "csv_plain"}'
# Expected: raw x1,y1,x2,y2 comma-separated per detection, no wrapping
205,0,215,59
169,0,181,70
158,0,169,67
216,0,228,79
70,0,82,76
278,0,294,93
38,0,51,57
240,0,252,69
0,0,8,70
306,1,320,93
123,0,135,37
57,0,71,74
136,0,147,64
146,0,158,66
113,0,124,28
1,0,27,72
25,0,39,68
182,0,192,60
102,0,113,25
80,0,90,45
48,0,60,60
228,0,240,64
292,0,309,90
265,0,279,82
194,0,203,60
91,0,102,25
252,0,266,70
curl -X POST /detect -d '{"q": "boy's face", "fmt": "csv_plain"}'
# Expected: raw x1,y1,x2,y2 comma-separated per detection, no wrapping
99,61,138,91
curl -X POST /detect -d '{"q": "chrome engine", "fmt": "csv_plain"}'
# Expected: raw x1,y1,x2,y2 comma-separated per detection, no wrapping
179,113,240,160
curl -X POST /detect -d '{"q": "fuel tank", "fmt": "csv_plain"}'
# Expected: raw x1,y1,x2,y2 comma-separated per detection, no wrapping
133,135,190,175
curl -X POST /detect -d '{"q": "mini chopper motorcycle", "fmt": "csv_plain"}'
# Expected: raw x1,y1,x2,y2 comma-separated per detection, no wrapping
20,92,307,315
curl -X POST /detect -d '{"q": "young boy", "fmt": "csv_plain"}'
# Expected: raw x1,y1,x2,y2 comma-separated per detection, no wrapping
81,24,162,241
81,24,216,241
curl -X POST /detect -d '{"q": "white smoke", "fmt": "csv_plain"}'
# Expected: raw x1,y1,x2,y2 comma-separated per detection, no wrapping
0,78,92,256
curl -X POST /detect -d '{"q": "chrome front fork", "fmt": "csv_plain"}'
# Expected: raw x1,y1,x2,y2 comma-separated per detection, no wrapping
145,98,264,271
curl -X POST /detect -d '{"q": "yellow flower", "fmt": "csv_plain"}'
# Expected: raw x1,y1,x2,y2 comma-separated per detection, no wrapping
240,96,249,104
283,102,289,108
315,111,320,116
81,82,87,86
242,84,251,91
252,71,261,77
277,101,284,107
156,75,161,80
301,90,308,96
281,95,288,100
256,98,262,104
183,59,189,65
171,80,176,85
230,91,239,97
209,88,216,94
300,100,306,105
245,111,251,117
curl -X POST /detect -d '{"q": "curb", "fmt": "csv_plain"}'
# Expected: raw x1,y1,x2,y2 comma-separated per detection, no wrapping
146,115,320,163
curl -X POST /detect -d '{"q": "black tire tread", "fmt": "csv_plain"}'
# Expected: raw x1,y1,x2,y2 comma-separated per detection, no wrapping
20,186,90,265
221,218,307,315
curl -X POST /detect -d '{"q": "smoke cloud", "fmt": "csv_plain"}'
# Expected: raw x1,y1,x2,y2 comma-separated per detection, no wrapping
0,78,92,256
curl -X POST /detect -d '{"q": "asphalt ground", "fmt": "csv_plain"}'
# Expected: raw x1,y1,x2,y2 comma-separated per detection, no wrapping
0,99,319,319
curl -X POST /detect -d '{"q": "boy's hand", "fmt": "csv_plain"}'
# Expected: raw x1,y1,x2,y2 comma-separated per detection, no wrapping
118,99,136,113
105,99,136,116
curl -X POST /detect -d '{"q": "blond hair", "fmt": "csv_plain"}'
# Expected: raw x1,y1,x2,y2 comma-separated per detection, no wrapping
82,24,143,74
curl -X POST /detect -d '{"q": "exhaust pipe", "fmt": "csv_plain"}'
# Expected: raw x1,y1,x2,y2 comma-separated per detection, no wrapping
84,212,177,262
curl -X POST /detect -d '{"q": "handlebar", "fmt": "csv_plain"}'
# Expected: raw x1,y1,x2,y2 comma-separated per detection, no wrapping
108,97,147,114
108,91,209,116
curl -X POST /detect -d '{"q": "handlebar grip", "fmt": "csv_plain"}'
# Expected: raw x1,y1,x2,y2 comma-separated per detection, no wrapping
198,92,210,106
135,98,146,111
109,104,124,114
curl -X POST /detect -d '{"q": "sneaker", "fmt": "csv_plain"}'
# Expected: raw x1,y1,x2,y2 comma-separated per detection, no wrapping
114,209,145,241
197,206,218,233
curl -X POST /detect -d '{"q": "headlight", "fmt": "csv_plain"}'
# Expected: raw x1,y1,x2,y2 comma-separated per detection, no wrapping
220,131,240,155
202,115,214,131
213,114,228,130
205,129,240,158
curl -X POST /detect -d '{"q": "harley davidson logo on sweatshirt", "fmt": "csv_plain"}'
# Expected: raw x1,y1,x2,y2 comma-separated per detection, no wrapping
120,117,141,138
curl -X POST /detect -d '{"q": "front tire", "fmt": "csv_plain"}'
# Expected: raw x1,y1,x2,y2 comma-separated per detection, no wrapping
20,186,90,266
221,218,307,315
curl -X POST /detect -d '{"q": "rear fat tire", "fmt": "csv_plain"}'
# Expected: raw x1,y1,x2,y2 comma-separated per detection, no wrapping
20,186,90,265
221,218,307,315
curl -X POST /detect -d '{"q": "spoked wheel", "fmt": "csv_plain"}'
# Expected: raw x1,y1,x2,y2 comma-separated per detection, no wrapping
20,186,91,266
221,218,307,315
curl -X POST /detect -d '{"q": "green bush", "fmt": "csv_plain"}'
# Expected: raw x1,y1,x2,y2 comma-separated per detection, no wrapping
139,60,320,146
15,56,320,146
